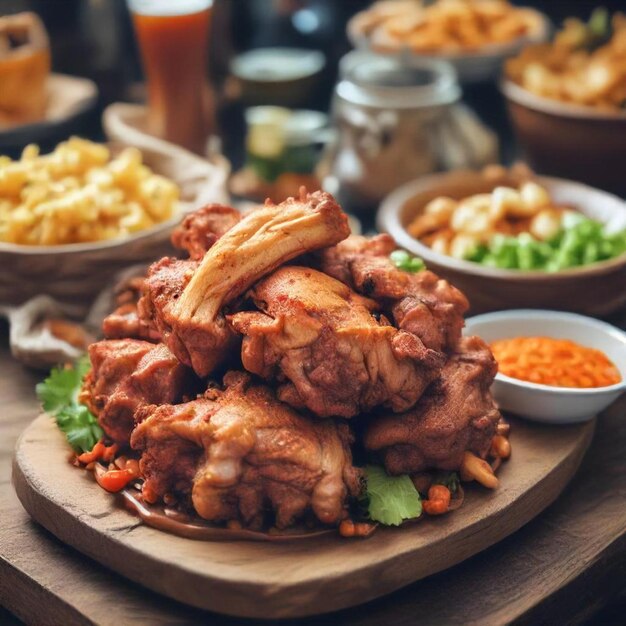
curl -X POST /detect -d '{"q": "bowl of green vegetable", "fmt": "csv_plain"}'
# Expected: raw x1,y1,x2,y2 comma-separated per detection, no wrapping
377,167,626,315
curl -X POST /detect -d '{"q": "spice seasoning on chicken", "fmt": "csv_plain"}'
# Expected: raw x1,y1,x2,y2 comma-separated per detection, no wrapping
490,337,622,388
38,191,512,538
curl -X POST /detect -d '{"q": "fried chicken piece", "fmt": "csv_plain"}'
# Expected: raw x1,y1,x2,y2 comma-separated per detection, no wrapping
229,266,444,418
363,336,501,474
132,205,242,346
171,203,241,260
80,339,194,444
320,233,397,285
103,277,160,342
137,257,238,376
133,205,243,362
142,190,350,376
320,234,469,352
131,372,361,529
103,303,161,342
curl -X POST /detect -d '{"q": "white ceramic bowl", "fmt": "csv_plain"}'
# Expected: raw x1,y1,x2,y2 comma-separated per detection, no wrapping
465,310,626,424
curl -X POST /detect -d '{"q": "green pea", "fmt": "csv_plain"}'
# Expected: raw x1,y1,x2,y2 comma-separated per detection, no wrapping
408,257,425,272
390,250,425,273
390,250,410,267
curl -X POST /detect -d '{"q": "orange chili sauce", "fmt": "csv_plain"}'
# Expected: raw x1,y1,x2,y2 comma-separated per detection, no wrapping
490,337,622,388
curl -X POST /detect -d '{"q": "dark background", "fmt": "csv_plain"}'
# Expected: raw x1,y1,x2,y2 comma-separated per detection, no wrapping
0,2,625,624
1,0,624,102
1,0,625,165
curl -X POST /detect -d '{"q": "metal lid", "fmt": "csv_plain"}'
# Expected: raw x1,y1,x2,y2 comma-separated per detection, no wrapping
336,51,461,109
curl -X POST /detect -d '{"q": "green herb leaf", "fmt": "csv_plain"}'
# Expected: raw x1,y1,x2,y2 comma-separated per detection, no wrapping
364,465,422,526
586,7,612,50
36,357,102,453
35,355,90,413
57,405,103,453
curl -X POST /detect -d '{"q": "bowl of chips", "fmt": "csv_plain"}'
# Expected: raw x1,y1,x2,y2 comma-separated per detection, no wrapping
347,0,549,83
0,136,229,314
502,10,626,195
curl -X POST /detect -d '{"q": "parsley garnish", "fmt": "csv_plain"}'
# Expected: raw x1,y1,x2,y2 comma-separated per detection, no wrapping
36,356,102,453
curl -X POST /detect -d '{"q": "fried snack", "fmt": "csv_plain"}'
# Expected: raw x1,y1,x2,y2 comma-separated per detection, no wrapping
0,12,50,128
148,190,350,376
170,203,241,260
364,336,502,474
319,234,469,353
229,266,444,418
80,339,195,444
176,190,349,323
351,0,541,54
102,277,161,343
506,11,626,110
406,179,564,259
58,193,512,534
132,371,362,529
0,137,179,245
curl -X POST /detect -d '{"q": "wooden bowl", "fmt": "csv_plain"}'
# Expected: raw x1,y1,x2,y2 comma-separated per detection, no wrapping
0,140,230,316
502,80,626,196
377,169,626,316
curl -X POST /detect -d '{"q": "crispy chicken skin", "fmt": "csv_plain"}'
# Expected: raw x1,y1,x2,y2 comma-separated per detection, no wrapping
171,203,241,260
320,234,469,352
137,204,243,367
141,190,350,377
80,339,193,444
75,194,512,533
138,257,241,377
132,372,362,529
229,266,443,418
363,336,502,474
103,277,161,342
103,303,161,342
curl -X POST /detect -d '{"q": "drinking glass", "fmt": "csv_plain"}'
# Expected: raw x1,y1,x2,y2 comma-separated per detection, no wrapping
127,0,215,154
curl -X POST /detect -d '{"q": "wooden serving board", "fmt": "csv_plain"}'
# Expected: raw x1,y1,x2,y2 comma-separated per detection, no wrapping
12,413,594,620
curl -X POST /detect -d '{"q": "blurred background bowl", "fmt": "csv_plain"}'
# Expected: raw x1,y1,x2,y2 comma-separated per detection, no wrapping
347,8,550,84
0,211,179,316
377,169,626,316
502,79,626,197
465,309,626,423
0,73,98,158
0,139,229,316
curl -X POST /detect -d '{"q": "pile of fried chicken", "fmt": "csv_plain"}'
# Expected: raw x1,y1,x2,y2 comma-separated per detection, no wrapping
81,190,506,532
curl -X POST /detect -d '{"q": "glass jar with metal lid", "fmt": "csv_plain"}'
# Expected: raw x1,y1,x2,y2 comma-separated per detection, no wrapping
322,52,498,214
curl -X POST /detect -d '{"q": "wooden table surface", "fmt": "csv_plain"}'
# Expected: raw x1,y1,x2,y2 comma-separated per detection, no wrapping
1,327,625,626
